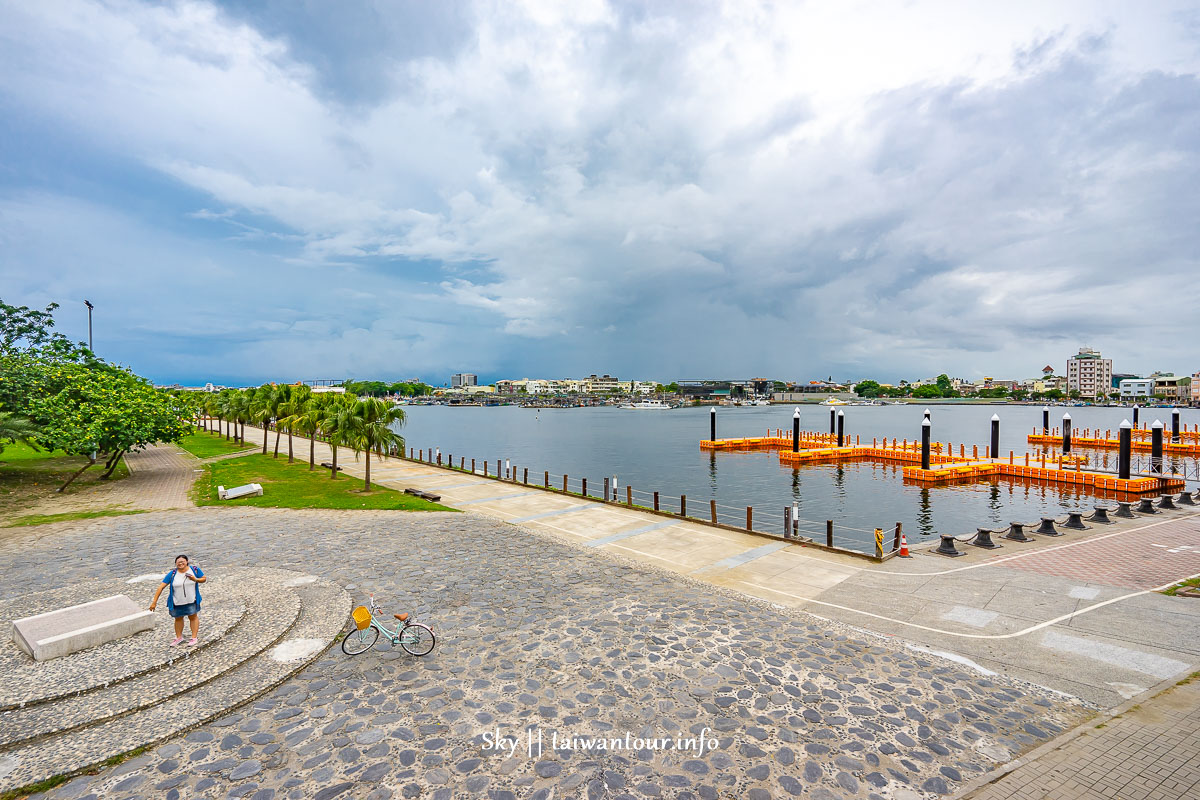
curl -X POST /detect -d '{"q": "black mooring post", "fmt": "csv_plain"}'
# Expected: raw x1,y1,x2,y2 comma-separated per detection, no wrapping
1062,413,1072,454
1151,421,1163,474
990,414,1000,461
1042,406,1049,435
829,408,835,434
1172,409,1180,444
1118,420,1132,480
836,411,844,448
792,408,800,453
710,407,716,442
1133,405,1139,426
921,418,931,470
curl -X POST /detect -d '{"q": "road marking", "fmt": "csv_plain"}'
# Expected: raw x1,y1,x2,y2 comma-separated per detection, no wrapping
587,521,681,547
508,505,592,523
693,542,792,573
455,492,541,505
875,514,1199,577
1040,630,1190,679
1069,586,1101,600
738,570,1200,640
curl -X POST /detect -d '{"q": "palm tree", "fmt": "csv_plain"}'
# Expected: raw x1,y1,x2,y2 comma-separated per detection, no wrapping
216,390,236,440
269,385,293,457
278,385,312,464
320,394,359,479
0,411,41,457
292,392,334,470
250,384,274,455
346,398,405,490
203,395,219,433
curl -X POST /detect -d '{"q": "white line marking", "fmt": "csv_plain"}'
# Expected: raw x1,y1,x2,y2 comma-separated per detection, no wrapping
1040,630,1190,679
738,570,1200,640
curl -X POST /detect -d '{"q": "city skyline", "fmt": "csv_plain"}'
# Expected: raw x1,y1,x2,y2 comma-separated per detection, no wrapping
3,1,1200,385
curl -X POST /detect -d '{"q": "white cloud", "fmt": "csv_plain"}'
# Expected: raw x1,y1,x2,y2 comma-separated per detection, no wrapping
1,0,1198,382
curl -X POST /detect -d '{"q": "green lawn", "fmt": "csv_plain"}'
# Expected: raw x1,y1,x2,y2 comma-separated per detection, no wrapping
193,452,454,511
177,430,256,459
0,442,129,518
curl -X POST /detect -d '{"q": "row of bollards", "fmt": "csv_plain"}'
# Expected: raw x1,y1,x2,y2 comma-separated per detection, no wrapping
935,490,1196,556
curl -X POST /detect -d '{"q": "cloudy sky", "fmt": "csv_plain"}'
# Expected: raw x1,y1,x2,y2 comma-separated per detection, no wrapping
2,0,1198,386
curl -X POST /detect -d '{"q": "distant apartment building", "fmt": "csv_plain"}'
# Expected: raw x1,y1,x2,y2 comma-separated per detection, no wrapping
1150,373,1188,402
1111,373,1139,390
581,374,620,393
1066,348,1113,399
1192,372,1200,405
451,373,477,388
1118,379,1152,400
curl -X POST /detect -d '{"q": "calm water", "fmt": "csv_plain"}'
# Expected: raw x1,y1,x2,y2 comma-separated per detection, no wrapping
393,404,1199,550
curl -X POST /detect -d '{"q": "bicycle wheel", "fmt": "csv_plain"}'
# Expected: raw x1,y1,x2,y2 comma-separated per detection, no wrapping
341,625,379,655
399,623,436,656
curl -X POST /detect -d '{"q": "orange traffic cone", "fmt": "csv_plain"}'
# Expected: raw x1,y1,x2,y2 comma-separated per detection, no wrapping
898,532,912,558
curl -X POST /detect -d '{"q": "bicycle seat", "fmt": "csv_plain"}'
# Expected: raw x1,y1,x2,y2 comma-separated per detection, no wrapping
393,613,409,621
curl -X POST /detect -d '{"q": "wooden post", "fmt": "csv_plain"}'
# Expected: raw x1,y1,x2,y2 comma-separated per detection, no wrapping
544,470,549,487
582,477,587,497
710,499,717,523
483,461,488,477
893,522,902,551
523,468,528,485
745,507,753,530
627,486,632,506
563,474,568,492
826,520,833,547
471,458,476,473
680,495,687,517
653,491,660,511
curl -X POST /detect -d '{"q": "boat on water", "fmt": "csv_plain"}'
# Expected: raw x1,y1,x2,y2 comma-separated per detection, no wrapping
619,399,673,410
751,399,772,406
820,398,850,406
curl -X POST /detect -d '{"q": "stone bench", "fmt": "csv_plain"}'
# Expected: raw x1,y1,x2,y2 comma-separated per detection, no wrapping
12,595,154,662
217,483,263,500
404,488,442,502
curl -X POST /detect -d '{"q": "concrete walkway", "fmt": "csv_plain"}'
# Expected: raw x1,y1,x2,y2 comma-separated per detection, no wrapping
227,426,1200,709
959,675,1200,800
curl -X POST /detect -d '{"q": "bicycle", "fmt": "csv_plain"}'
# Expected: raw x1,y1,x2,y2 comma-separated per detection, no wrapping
342,594,436,656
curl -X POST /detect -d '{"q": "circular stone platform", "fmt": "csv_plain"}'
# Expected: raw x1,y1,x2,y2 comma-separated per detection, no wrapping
0,577,246,710
0,568,349,795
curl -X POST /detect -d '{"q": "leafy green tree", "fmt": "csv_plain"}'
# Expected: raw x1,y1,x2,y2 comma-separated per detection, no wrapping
1044,389,1064,400
278,385,312,463
854,380,881,398
912,384,942,398
292,392,335,470
34,365,190,490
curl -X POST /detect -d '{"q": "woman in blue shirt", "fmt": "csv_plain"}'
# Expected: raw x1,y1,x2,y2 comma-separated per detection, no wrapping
149,554,206,646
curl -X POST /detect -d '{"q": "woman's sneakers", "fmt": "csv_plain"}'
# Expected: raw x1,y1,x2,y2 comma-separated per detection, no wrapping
169,636,184,647
188,637,199,647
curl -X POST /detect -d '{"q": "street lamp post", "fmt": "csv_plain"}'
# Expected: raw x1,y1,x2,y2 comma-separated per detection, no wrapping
84,300,94,351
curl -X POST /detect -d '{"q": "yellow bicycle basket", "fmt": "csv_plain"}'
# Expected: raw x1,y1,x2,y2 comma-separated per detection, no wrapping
351,606,372,631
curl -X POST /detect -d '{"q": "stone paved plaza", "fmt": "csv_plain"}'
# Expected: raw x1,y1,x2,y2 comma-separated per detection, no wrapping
0,508,1094,799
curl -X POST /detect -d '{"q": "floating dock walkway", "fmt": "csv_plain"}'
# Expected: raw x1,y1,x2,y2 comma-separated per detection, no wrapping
701,429,1185,496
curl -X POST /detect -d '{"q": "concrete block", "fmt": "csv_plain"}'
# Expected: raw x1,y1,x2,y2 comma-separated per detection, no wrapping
218,483,263,500
12,595,155,662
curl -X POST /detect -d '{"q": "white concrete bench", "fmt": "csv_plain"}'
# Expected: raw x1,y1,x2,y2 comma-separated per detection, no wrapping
217,483,263,500
12,595,155,661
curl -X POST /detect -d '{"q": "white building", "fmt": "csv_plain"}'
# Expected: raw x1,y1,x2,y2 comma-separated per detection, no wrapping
1066,347,1113,399
1118,379,1152,399
451,373,478,388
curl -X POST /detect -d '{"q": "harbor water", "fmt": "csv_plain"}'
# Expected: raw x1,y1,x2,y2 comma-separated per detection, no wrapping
394,404,1200,550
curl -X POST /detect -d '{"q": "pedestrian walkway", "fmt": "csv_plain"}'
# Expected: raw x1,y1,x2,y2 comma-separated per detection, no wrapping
17,443,197,518
959,675,1200,800
230,425,1200,708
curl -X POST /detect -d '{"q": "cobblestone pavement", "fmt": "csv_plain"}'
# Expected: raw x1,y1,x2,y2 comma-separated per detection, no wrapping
0,508,1094,799
961,677,1200,800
